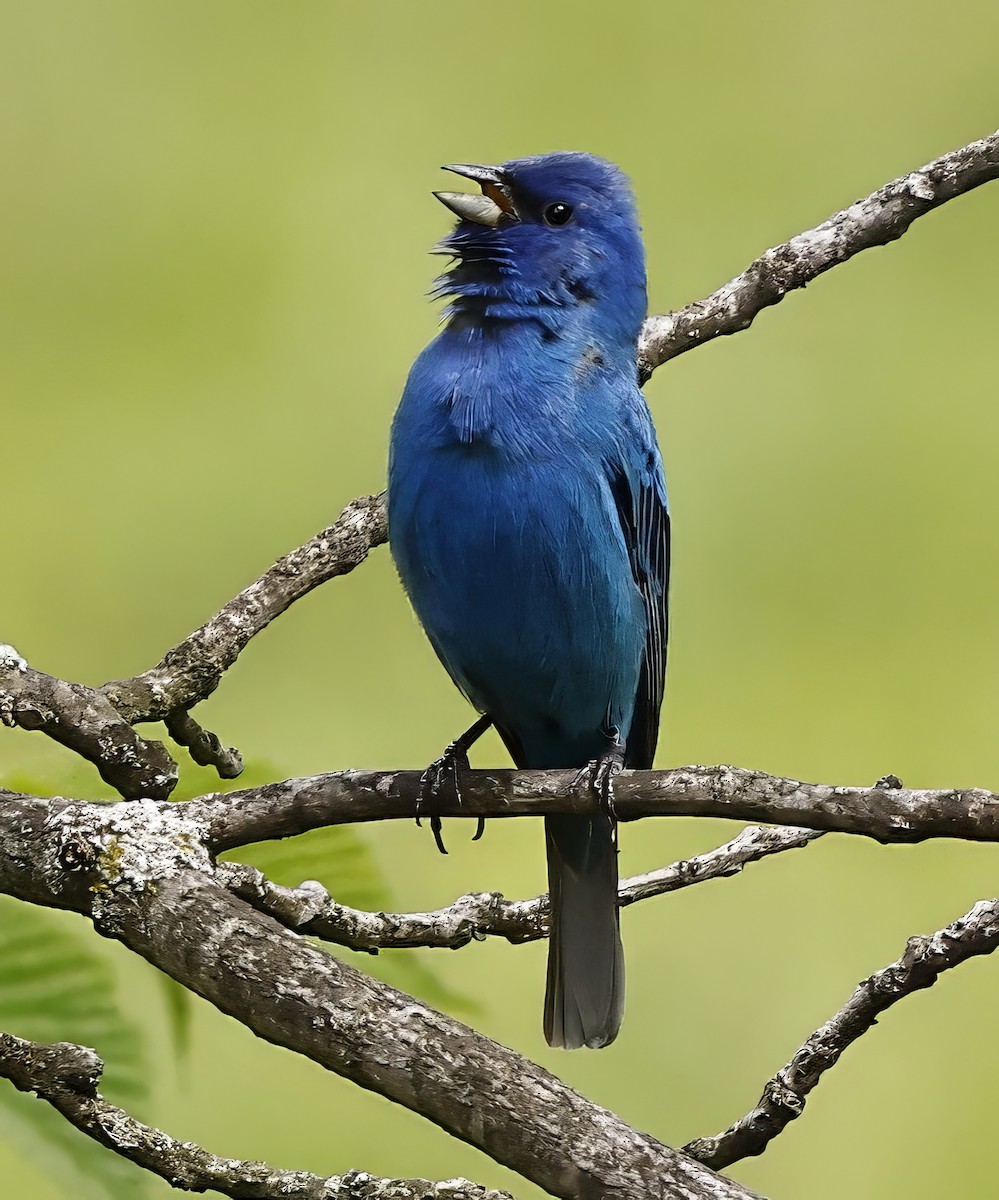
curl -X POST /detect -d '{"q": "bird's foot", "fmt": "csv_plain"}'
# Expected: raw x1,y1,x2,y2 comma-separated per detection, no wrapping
571,732,626,820
417,715,493,854
417,740,471,854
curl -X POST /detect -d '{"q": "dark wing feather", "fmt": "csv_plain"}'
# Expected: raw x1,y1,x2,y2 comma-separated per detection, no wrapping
610,463,670,770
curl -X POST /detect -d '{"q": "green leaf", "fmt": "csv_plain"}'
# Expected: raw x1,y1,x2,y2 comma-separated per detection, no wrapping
225,822,390,911
0,897,150,1200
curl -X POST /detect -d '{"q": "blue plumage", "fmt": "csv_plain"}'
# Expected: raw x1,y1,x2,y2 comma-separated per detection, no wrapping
389,153,668,1048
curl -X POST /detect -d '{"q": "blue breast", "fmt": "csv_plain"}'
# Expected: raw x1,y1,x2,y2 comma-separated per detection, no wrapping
389,325,646,767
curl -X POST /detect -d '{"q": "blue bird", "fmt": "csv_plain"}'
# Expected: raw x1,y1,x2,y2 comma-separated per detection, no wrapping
389,153,669,1049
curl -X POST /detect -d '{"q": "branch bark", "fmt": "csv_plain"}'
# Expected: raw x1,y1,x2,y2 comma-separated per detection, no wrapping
218,825,822,951
0,790,760,1200
5,772,999,1188
102,492,389,725
5,129,999,1198
637,128,999,378
0,1033,511,1200
0,494,386,799
189,764,999,853
683,897,999,1169
6,769,999,1192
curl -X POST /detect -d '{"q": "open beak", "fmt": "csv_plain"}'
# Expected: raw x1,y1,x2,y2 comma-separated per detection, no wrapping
434,163,520,227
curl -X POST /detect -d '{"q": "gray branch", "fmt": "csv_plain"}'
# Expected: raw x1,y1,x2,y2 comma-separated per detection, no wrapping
637,127,999,378
218,825,823,951
4,132,998,800
0,790,760,1200
4,767,999,1191
0,657,180,798
684,896,999,1169
190,763,999,853
0,1032,510,1200
0,494,386,798
103,492,389,725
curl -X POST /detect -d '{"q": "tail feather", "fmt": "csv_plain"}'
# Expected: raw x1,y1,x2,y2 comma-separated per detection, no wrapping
543,812,624,1049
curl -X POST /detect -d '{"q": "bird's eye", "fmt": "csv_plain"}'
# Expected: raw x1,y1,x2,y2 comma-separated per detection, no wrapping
543,202,574,227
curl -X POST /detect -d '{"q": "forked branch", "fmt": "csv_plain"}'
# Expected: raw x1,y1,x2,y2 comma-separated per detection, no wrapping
4,129,999,1200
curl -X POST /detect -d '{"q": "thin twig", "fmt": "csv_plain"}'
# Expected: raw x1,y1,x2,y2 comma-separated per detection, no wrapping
684,896,999,1169
217,825,823,951
0,1033,511,1200
104,492,388,723
165,709,243,778
0,493,386,798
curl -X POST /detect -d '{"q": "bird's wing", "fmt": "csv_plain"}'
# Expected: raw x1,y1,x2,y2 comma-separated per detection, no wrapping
609,416,670,770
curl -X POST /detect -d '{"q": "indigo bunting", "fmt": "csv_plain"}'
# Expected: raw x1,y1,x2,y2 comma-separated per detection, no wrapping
389,153,668,1049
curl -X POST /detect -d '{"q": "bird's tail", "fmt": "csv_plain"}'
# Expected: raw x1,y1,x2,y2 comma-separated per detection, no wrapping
543,812,624,1049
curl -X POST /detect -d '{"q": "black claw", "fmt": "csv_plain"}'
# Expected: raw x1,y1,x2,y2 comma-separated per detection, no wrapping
570,736,625,821
418,740,471,855
429,814,448,855
417,716,494,853
418,752,463,855
594,754,622,812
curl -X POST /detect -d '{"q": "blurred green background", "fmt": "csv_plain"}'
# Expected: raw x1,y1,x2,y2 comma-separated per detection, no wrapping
1,2,998,1197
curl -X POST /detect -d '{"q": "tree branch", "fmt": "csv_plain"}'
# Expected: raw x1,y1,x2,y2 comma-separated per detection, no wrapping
218,825,823,952
6,766,999,1195
0,791,760,1200
0,494,387,799
0,1032,511,1200
3,128,996,1200
637,128,999,378
102,492,388,725
0,651,180,798
683,896,999,1169
190,764,999,853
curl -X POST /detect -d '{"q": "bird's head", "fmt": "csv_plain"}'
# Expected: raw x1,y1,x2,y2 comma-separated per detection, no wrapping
433,152,647,351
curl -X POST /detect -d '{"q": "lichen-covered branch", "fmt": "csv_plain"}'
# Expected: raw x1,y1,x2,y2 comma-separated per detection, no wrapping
218,825,822,951
191,763,999,853
637,128,999,378
1,128,996,1200
6,766,999,1195
0,791,760,1200
0,1033,511,1200
684,896,999,1170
